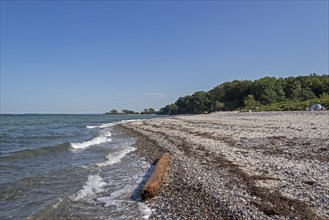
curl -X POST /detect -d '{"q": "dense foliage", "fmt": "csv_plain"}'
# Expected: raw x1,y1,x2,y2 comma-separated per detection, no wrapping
105,108,156,115
105,109,139,114
141,108,156,114
158,74,329,115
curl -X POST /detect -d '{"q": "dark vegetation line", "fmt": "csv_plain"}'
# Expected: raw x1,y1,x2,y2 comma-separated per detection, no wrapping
105,108,156,115
158,74,329,115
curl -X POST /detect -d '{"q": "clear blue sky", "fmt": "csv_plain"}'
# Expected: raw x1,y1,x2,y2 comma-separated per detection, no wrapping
1,1,328,113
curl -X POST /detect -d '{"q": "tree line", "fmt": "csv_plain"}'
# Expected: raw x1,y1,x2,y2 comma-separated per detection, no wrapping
105,108,156,115
158,74,329,115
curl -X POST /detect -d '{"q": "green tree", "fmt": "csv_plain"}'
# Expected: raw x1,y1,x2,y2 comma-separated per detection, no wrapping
142,108,149,114
175,95,193,114
107,109,119,114
243,94,261,111
284,77,302,100
190,91,211,114
208,80,252,110
208,85,225,111
168,104,178,115
309,74,326,97
322,75,329,94
244,94,257,107
148,108,156,114
214,101,225,111
122,109,136,114
142,108,155,114
251,77,285,104
158,104,178,115
297,76,317,100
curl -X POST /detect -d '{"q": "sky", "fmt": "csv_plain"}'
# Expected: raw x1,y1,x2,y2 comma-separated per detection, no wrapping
1,0,328,114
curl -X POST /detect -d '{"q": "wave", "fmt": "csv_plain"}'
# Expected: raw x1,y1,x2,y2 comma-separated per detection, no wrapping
96,185,136,207
139,202,152,219
86,123,117,129
72,147,136,200
71,174,107,201
70,131,112,150
1,142,71,161
94,187,152,219
86,119,142,129
96,147,136,167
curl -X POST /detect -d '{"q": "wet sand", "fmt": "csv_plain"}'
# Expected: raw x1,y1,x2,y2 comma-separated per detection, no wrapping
119,111,329,219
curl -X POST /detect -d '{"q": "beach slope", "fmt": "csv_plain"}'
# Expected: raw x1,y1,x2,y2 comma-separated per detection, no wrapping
121,111,329,219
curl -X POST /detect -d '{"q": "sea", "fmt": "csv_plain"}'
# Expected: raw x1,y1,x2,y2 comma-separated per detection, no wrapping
0,114,160,220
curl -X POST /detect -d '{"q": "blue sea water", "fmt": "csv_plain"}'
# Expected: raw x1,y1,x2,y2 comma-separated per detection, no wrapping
0,114,158,219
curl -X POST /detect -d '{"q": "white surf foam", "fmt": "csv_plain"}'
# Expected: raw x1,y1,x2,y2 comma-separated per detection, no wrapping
52,198,63,209
72,174,107,201
139,202,152,219
86,123,117,129
96,147,136,167
86,119,143,129
70,131,112,149
95,177,152,219
96,185,135,207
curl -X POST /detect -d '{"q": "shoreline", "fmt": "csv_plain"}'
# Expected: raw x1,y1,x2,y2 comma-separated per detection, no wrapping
118,111,329,219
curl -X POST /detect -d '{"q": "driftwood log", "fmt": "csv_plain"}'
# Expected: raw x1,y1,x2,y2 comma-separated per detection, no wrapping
141,153,171,200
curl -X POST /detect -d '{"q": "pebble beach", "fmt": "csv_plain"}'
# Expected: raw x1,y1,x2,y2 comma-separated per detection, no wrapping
119,111,329,220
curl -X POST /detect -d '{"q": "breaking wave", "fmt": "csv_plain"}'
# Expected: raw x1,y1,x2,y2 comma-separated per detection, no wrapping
96,147,136,167
72,174,107,201
86,119,142,129
70,131,112,150
86,123,117,129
